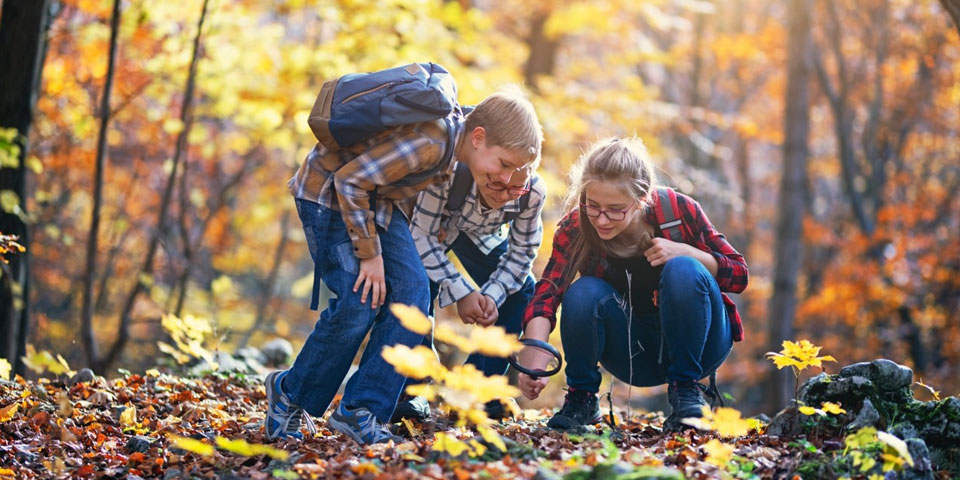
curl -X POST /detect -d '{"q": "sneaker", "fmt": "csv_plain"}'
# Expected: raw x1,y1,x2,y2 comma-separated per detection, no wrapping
329,403,402,445
664,380,709,431
264,370,317,440
546,388,603,430
389,395,431,423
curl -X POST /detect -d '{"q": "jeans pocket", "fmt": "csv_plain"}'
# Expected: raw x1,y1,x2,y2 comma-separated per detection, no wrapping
329,239,360,275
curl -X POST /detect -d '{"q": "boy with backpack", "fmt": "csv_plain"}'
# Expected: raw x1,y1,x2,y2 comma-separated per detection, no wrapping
265,63,543,445
392,103,547,421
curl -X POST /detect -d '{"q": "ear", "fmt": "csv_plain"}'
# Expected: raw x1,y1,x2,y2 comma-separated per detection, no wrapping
470,126,486,149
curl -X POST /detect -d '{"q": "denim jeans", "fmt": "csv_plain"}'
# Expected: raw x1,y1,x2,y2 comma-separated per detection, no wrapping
283,198,430,422
559,256,732,392
422,233,535,377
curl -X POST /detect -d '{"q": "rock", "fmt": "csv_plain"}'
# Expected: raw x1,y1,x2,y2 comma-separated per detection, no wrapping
847,399,881,431
943,397,960,422
162,469,182,480
839,359,913,392
753,413,772,424
261,338,294,366
533,468,563,480
900,438,934,480
799,373,876,409
891,423,920,440
125,435,154,453
235,346,267,365
67,368,96,386
766,407,802,438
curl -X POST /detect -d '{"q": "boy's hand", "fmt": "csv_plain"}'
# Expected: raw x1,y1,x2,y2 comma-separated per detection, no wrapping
643,237,692,267
456,291,484,324
476,295,498,327
354,255,386,309
516,343,553,399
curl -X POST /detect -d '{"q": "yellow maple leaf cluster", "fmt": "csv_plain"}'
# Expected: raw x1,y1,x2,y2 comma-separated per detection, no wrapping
384,304,523,449
765,339,836,374
157,314,216,366
702,438,735,467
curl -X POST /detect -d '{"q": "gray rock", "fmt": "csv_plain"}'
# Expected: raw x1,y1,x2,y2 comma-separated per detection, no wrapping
68,368,96,386
901,438,934,480
753,413,772,424
162,468,181,480
235,346,267,365
943,397,960,422
799,373,877,408
847,399,881,431
261,338,294,366
767,407,802,437
533,468,563,480
125,435,155,453
891,423,920,440
839,359,912,392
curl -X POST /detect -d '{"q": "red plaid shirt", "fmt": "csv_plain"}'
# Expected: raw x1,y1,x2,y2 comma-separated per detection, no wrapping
522,189,749,341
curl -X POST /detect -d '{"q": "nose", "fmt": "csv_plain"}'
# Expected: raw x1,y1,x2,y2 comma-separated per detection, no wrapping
498,169,513,183
595,214,610,227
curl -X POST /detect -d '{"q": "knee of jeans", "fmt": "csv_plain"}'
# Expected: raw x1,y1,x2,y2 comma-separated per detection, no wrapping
661,256,710,296
560,277,611,329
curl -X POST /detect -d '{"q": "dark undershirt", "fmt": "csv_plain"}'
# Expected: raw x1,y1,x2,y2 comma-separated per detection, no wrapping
604,254,663,314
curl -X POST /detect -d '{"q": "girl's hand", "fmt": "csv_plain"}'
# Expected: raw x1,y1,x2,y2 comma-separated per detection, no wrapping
518,372,548,400
643,237,693,267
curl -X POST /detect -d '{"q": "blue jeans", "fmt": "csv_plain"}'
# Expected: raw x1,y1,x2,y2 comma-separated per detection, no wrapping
559,256,732,392
284,199,430,422
423,233,534,377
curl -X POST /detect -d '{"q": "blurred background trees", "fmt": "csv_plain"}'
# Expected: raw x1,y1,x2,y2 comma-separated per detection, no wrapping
1,0,957,416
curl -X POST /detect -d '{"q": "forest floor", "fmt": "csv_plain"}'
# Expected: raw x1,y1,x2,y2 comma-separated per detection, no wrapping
0,372,944,479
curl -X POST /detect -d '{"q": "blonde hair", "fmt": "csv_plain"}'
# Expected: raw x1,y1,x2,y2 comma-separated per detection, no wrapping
464,85,543,164
560,137,658,290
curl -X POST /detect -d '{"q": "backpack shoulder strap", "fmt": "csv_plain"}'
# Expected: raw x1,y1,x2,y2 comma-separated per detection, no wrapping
655,187,683,242
445,160,474,212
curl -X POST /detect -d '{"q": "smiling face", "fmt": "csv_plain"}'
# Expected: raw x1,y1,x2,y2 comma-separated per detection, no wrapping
582,181,645,240
462,126,534,208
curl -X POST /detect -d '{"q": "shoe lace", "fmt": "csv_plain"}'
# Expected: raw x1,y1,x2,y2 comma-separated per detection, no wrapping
271,395,317,438
355,408,394,443
558,388,592,415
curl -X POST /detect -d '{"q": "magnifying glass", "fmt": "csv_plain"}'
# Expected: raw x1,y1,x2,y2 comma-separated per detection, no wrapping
507,339,563,378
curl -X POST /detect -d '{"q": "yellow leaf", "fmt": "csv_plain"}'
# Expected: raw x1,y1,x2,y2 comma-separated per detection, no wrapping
432,432,469,456
683,405,750,438
468,439,487,457
405,383,438,401
877,431,914,468
477,424,506,452
401,418,421,437
0,468,14,476
381,345,444,380
390,303,432,335
434,323,474,353
467,325,524,358
821,402,846,415
145,368,161,377
0,402,19,422
0,358,10,381
798,406,819,416
168,435,214,456
120,406,137,426
703,439,734,467
21,345,73,375
215,437,289,460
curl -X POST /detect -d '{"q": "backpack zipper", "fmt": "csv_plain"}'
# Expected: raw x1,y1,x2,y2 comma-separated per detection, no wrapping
341,82,396,104
395,95,451,115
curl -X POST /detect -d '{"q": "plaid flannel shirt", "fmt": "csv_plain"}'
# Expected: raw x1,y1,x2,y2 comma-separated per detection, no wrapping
410,170,546,308
523,191,749,341
288,119,460,259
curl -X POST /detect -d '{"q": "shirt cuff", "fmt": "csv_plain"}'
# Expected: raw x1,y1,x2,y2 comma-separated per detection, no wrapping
438,276,476,308
351,236,382,259
479,282,507,307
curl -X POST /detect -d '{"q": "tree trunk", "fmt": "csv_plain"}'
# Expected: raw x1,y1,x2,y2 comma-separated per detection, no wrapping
94,0,211,374
767,0,812,414
0,0,52,375
81,0,122,371
523,12,558,91
940,0,960,33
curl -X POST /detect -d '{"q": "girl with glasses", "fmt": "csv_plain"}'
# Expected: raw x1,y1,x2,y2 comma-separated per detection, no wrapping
516,137,749,431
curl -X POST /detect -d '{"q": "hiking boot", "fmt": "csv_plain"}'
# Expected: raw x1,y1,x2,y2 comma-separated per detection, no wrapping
664,380,709,431
264,370,317,440
546,388,603,430
329,403,402,445
389,395,431,423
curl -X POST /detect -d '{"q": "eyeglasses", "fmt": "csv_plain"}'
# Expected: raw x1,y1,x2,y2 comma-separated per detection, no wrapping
580,203,632,221
486,181,531,196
